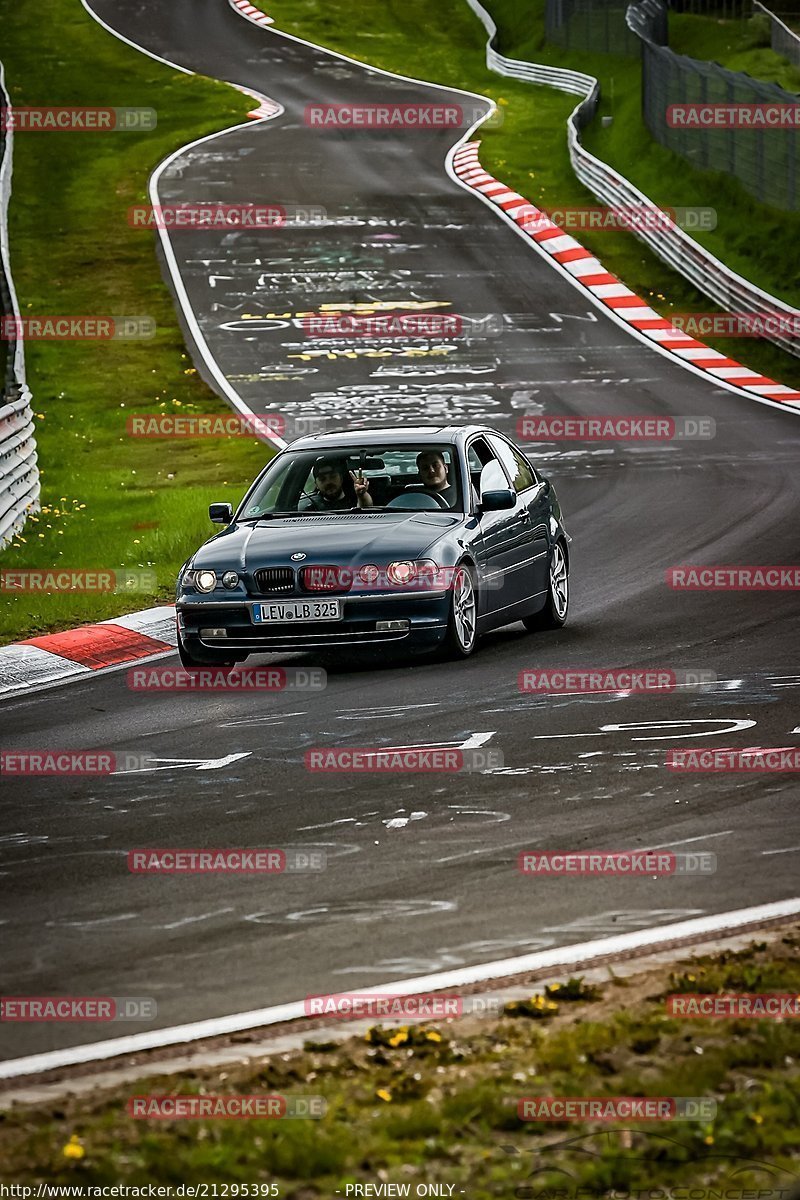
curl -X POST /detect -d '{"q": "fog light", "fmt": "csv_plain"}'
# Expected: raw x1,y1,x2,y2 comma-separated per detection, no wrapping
222,571,240,589
200,628,228,638
376,620,409,632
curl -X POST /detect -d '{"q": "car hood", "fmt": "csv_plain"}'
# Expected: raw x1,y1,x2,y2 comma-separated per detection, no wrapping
192,511,463,570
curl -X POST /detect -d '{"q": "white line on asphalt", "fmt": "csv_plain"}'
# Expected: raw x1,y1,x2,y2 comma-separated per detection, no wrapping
120,752,252,774
529,718,757,741
81,0,287,451
434,837,532,864
461,732,496,748
644,831,734,850
161,908,235,930
1,898,797,1080
434,828,734,866
762,846,800,856
79,0,194,73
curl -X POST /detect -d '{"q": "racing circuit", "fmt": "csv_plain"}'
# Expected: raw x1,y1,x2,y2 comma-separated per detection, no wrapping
1,0,799,1075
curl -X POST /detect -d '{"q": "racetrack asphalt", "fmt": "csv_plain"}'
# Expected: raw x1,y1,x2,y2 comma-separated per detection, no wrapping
0,0,798,1062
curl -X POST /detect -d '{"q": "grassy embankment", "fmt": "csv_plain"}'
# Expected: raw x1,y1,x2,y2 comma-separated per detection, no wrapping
0,1,268,643
1,932,798,1191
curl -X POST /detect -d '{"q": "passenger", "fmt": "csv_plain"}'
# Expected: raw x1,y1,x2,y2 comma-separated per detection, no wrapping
300,458,373,511
414,450,458,508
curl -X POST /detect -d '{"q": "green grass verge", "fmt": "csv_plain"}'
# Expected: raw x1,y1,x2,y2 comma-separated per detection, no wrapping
669,11,800,93
0,1,270,644
252,0,800,392
2,932,798,1190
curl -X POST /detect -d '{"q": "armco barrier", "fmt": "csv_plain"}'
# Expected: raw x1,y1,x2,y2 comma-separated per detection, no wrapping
463,0,800,359
0,62,39,549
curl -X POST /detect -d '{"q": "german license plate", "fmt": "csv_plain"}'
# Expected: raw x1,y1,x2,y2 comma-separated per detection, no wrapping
252,600,342,623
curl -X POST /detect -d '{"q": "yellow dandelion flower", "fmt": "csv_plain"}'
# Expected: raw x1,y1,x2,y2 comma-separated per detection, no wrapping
62,1135,85,1160
704,1135,714,1145
376,1088,392,1102
425,1030,442,1042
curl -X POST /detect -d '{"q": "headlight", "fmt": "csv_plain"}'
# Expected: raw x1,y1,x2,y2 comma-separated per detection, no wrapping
387,560,417,586
222,571,240,589
386,559,441,588
195,569,217,592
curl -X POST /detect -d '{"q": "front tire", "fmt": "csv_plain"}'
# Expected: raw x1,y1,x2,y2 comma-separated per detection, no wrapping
441,563,478,659
523,540,569,631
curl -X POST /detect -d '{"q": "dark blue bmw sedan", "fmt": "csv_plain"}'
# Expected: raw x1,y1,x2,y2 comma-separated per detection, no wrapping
175,425,570,665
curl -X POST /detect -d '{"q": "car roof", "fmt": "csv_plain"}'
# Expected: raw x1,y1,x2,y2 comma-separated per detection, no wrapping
285,425,494,450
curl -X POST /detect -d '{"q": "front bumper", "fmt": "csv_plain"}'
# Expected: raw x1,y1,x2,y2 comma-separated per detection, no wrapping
176,592,449,654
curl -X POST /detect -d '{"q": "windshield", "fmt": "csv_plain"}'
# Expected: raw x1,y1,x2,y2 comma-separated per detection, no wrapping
238,445,464,517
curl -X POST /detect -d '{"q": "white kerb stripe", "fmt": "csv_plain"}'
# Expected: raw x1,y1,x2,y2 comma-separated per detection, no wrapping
587,283,636,299
617,307,663,321
539,234,584,254
564,258,604,277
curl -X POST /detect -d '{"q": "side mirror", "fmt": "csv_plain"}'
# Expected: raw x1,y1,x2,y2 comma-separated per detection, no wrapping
480,488,516,512
209,502,233,525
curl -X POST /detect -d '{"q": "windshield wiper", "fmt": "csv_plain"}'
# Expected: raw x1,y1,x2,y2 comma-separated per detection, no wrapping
238,512,308,521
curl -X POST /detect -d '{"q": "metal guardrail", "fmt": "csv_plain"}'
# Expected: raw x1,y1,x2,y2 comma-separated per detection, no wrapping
752,0,800,67
463,0,800,359
0,62,39,550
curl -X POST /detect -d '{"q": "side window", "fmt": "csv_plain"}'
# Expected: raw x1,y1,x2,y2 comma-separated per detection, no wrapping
487,435,535,493
469,437,508,495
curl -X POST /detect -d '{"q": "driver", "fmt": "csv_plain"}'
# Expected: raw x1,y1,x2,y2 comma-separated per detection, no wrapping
414,450,458,509
299,458,373,511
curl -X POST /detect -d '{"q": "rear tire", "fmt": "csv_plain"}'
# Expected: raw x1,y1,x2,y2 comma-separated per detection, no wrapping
523,540,569,632
441,563,478,659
